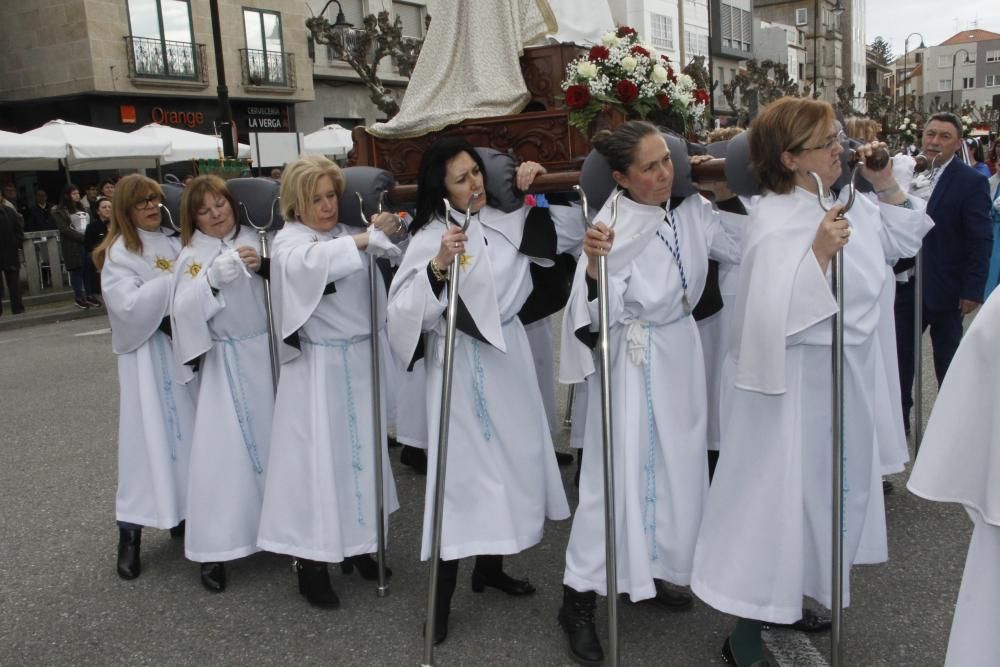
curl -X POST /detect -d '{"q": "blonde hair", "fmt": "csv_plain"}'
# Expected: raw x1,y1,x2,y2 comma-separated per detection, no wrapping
279,154,346,222
749,97,836,195
844,116,879,143
708,126,744,144
92,174,163,270
180,175,239,246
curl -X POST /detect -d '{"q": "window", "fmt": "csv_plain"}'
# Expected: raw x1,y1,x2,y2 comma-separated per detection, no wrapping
685,31,709,58
720,3,751,52
962,77,975,89
987,50,1000,63
987,74,1000,87
650,13,674,50
795,7,807,26
393,2,425,38
244,9,286,86
938,55,950,68
938,79,952,91
126,0,196,79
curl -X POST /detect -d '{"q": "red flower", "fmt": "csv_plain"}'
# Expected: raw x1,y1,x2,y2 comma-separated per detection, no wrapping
661,54,672,64
565,84,591,109
617,26,637,38
630,45,651,58
657,93,672,110
667,66,677,84
588,45,610,62
616,80,639,105
694,89,710,105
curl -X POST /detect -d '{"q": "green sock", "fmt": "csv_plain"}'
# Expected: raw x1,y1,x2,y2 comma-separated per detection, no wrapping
729,618,764,664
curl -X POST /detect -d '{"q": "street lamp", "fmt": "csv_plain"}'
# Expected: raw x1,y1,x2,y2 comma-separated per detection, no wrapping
316,0,354,31
903,32,926,116
950,47,972,108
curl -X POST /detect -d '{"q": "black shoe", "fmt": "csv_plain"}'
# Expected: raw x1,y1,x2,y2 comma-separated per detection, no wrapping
169,520,185,538
649,579,693,610
762,608,831,633
386,435,401,449
340,554,393,580
85,296,102,307
200,562,227,592
74,297,90,310
882,479,894,495
423,559,458,646
722,636,778,666
400,445,427,475
422,616,449,646
296,559,340,609
116,527,142,580
558,585,603,666
470,567,536,595
11,307,24,315
555,450,574,466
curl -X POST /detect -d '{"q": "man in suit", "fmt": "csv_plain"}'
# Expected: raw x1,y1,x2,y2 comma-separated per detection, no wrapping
896,112,993,432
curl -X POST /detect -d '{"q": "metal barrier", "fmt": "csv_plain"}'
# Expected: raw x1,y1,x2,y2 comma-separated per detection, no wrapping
21,231,66,295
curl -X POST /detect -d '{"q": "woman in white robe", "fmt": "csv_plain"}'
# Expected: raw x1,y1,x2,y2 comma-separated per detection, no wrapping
93,174,195,581
690,97,933,667
908,287,1000,666
170,175,273,593
256,155,402,609
556,121,744,666
386,137,580,645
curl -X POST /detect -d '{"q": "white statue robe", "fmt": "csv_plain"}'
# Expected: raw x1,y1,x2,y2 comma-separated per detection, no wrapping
387,204,581,561
102,229,194,529
256,221,399,563
691,187,932,623
908,288,1000,667
171,227,273,562
559,192,742,600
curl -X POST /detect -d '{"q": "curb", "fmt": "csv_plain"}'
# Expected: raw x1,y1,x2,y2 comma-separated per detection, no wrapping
0,302,108,333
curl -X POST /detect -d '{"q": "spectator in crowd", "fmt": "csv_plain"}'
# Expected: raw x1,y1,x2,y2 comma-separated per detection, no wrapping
24,188,55,232
269,167,283,181
52,184,97,309
968,139,992,178
84,196,112,299
100,179,115,200
2,183,19,212
0,186,25,315
82,184,99,215
986,139,999,175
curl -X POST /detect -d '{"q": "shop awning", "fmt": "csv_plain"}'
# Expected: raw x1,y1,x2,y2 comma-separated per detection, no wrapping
23,119,171,170
0,129,68,171
132,123,251,164
303,124,354,159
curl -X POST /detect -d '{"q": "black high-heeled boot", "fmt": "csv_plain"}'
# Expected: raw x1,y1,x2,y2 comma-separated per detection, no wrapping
424,559,458,645
340,554,393,580
558,585,603,666
116,527,142,580
471,554,536,595
200,562,226,592
296,559,340,609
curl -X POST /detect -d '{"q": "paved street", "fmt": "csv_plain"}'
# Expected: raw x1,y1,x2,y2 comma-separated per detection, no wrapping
0,314,969,666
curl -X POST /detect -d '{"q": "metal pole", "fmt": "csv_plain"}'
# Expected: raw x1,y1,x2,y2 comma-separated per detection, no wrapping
208,0,236,159
913,249,924,452
422,196,474,667
563,383,575,427
258,229,280,394
574,184,621,666
831,244,845,667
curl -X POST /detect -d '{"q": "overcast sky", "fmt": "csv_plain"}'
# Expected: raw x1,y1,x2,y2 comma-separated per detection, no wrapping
866,1,1000,56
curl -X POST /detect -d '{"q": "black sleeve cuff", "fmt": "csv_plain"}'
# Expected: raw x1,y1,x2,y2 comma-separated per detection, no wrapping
585,274,598,301
255,257,270,280
717,197,747,215
427,263,447,297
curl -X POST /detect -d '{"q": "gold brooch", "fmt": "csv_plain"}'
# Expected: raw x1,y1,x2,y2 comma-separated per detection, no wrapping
459,254,473,271
185,261,201,278
154,256,174,272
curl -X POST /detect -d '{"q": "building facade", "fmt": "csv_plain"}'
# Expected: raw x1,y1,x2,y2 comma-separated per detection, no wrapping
922,30,1000,112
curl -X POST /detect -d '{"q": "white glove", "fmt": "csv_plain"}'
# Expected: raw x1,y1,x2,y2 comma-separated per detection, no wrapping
365,226,402,259
993,195,1000,215
206,251,244,289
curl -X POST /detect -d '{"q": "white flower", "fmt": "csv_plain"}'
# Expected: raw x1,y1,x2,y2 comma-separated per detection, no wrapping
621,56,637,73
961,115,972,124
909,123,917,130
651,64,669,83
898,124,906,130
602,31,620,47
577,61,598,79
903,117,910,124
677,74,695,89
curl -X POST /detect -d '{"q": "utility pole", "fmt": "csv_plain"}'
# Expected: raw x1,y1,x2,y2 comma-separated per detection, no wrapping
209,0,236,159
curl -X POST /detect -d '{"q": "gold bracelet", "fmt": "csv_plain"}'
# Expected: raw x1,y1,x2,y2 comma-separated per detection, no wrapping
429,259,449,282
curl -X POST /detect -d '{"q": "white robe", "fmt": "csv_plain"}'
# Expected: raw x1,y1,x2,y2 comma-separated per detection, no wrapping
559,193,741,599
691,187,932,623
908,288,1000,667
256,221,399,563
102,229,195,529
171,227,273,562
387,204,580,561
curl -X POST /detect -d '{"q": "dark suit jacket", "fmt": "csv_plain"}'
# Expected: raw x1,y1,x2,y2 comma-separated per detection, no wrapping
923,159,993,311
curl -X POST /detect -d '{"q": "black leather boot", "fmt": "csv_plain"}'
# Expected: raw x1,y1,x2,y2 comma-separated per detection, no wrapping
169,520,185,538
340,554,393,580
558,585,603,666
424,559,458,645
200,562,227,592
471,554,535,595
296,559,339,609
116,527,142,580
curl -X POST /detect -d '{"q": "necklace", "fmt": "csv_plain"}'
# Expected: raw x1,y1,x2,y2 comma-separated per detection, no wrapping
655,208,691,315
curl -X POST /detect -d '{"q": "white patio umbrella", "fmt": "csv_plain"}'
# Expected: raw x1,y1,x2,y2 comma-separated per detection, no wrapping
132,123,251,163
0,130,68,171
23,119,170,171
303,124,354,159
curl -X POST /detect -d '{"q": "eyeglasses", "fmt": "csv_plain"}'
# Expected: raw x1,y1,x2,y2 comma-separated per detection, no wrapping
799,130,846,153
134,194,162,210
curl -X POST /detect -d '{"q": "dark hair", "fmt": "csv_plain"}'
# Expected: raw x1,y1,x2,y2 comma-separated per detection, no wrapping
100,179,115,191
59,183,85,213
591,121,661,174
749,96,835,194
410,137,487,234
966,138,984,163
926,112,963,136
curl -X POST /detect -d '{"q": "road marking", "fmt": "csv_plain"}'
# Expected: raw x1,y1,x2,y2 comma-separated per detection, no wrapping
763,629,830,666
74,328,112,337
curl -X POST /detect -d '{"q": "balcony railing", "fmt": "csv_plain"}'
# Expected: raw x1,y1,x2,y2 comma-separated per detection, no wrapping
240,48,296,89
124,36,208,83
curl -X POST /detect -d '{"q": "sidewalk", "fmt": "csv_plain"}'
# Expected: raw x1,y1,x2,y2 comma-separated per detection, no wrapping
0,292,108,332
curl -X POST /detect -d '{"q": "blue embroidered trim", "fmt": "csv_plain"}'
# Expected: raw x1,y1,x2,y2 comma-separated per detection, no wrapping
214,331,268,474
471,340,494,441
641,326,658,561
301,334,369,527
153,332,182,461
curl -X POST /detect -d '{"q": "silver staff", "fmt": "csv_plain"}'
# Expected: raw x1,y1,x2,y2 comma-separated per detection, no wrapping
422,194,475,667
809,165,859,667
355,191,390,598
574,184,623,667
912,153,937,453
240,199,281,394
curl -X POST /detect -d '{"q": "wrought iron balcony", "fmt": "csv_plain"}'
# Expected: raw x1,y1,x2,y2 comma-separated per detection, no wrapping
124,36,208,83
240,48,296,89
